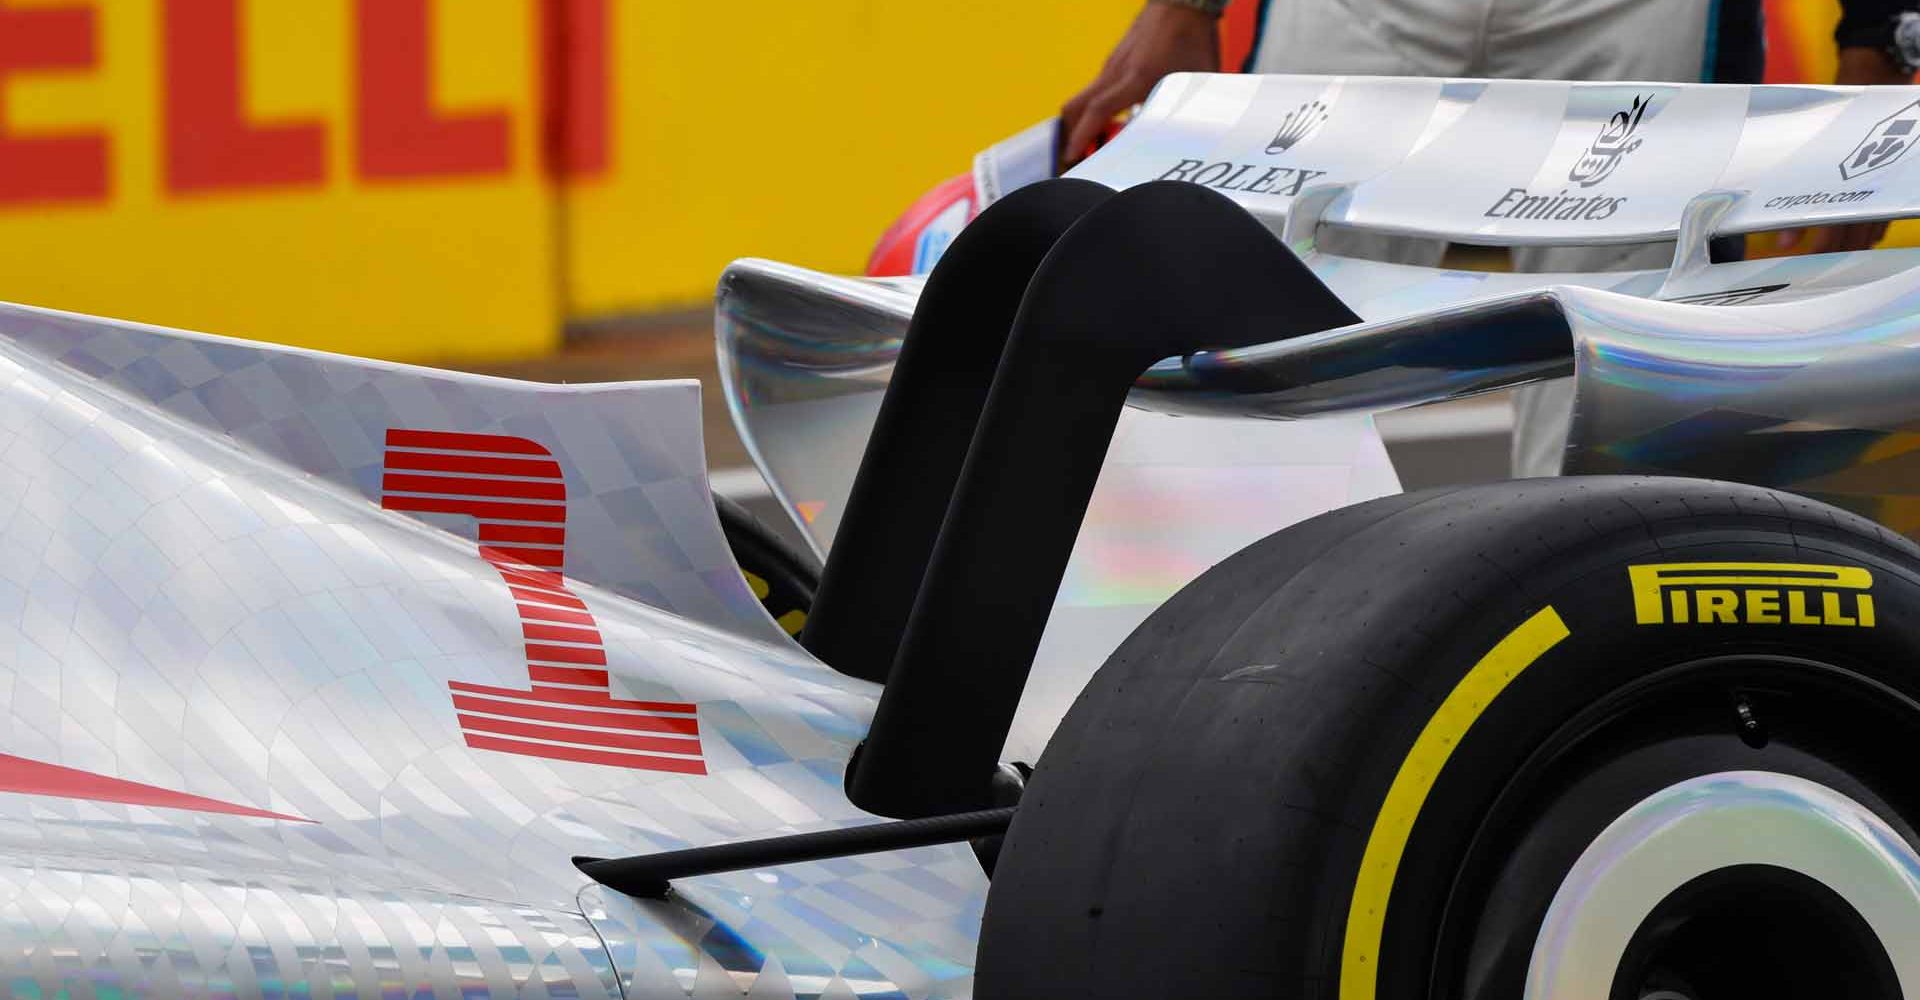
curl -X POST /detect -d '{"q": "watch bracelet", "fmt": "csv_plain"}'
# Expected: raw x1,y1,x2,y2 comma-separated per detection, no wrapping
1152,0,1230,17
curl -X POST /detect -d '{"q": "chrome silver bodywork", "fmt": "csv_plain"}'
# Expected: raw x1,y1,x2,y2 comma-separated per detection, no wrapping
1076,74,1920,242
715,263,1400,759
0,303,981,999
15,74,1920,998
724,76,1920,559
1525,771,1920,999
719,246,1920,750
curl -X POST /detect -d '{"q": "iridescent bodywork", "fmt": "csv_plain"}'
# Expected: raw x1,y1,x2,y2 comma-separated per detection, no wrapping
1074,74,1920,242
16,73,1920,998
723,76,1920,562
715,263,1401,759
719,76,1920,782
1525,771,1920,998
0,302,981,999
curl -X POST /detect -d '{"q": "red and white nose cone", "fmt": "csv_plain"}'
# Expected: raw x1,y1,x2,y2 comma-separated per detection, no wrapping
866,118,1067,277
865,174,977,277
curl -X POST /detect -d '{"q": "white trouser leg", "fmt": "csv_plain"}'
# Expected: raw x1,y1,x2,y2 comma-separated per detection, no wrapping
1482,0,1714,82
1249,0,1486,75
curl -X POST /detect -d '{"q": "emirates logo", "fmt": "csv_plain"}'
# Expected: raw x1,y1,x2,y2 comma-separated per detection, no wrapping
1266,100,1329,154
1568,93,1653,188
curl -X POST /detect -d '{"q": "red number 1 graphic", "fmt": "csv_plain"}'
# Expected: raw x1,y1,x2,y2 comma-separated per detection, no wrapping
381,429,705,774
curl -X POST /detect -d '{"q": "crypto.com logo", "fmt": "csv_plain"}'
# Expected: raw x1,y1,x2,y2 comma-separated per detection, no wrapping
1840,101,1920,181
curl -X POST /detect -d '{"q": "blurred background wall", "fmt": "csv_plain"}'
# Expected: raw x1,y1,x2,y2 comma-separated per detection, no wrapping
0,0,1878,361
0,0,1134,359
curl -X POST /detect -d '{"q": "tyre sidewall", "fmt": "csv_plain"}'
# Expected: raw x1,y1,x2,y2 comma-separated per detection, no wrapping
978,480,1920,1000
1371,516,1920,997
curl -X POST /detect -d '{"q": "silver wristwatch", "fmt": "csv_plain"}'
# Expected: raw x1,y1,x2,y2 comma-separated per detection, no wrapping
1891,11,1920,76
1153,0,1230,17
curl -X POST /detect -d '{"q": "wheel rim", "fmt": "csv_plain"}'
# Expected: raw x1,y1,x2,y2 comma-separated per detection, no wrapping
1524,770,1920,1000
1441,655,1920,1000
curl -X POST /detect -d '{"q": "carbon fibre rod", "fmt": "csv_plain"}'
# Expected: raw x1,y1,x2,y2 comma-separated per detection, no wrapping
847,180,1361,818
572,807,1016,898
800,179,1114,684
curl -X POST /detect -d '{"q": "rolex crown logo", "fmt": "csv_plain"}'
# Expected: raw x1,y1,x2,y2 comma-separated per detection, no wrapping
1267,100,1329,155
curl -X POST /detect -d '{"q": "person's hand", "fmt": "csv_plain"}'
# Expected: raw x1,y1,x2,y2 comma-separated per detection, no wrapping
1060,2,1219,169
1767,221,1887,255
1768,47,1912,254
1837,45,1915,87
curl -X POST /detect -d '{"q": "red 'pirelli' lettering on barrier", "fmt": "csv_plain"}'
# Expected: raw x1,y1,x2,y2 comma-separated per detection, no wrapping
356,0,510,179
537,0,610,178
163,0,327,193
381,428,704,775
0,2,109,205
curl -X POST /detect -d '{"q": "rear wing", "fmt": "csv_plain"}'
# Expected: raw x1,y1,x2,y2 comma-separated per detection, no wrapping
721,77,1920,561
1069,74,1920,246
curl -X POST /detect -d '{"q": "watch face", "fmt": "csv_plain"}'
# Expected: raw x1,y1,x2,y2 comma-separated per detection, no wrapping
1897,12,1920,71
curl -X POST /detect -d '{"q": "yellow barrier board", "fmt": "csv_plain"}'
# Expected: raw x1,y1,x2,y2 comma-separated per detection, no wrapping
0,0,554,360
560,0,1134,317
0,0,1893,360
0,0,1132,360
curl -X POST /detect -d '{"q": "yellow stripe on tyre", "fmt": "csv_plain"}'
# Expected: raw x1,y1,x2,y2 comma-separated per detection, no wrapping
1339,605,1572,999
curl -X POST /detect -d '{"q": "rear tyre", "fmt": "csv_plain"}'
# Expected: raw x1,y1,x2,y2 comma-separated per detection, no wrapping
978,477,1920,999
714,491,818,637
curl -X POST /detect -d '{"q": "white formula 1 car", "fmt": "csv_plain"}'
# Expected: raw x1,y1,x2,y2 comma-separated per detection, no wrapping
8,76,1920,999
